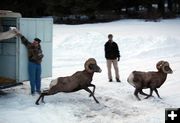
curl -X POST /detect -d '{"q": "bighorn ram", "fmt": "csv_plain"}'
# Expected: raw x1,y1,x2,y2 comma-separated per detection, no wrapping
36,58,102,105
127,60,173,100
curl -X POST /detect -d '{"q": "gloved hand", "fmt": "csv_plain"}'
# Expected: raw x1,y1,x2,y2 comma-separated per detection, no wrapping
117,57,120,61
12,28,21,36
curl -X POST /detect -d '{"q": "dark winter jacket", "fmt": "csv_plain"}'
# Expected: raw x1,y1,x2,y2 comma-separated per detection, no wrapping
104,40,120,60
20,36,44,64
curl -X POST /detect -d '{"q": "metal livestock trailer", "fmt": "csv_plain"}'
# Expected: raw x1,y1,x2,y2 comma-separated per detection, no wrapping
0,10,53,89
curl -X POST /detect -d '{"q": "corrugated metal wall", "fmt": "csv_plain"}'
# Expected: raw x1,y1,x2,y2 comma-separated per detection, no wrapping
0,18,17,80
0,17,53,83
18,18,53,82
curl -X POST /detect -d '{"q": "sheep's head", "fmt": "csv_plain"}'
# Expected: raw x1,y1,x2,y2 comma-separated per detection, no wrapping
156,60,173,74
84,58,102,73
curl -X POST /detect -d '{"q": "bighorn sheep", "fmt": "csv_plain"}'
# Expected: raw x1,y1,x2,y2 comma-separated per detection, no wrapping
36,58,102,105
127,60,173,100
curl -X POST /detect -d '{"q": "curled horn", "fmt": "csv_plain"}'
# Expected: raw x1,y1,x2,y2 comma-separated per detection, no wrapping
84,58,97,73
156,61,172,73
162,61,171,73
156,60,165,71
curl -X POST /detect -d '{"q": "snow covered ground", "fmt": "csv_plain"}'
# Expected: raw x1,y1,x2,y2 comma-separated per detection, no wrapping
0,19,180,123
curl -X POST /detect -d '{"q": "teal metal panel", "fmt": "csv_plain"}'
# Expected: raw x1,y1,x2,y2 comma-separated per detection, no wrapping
36,20,44,40
18,18,53,82
41,43,53,77
0,18,17,80
0,56,16,78
2,43,16,55
44,20,53,42
0,43,2,54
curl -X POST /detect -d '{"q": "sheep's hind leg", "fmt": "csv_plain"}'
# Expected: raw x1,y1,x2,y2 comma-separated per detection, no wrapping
134,89,141,100
154,89,162,99
35,91,50,105
88,84,96,97
145,88,153,99
139,90,149,96
84,87,99,104
41,90,49,103
35,94,44,105
41,94,45,103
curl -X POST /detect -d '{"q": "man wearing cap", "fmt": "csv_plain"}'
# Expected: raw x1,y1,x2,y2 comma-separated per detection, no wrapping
17,33,44,95
104,34,121,82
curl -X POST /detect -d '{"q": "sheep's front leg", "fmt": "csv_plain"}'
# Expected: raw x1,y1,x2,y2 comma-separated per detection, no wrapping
88,84,96,97
84,87,99,104
139,90,150,96
145,88,153,99
154,89,162,99
134,89,141,100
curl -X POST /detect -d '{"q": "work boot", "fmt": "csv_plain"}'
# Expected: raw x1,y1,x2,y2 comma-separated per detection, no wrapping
36,90,41,95
109,79,113,82
31,91,35,96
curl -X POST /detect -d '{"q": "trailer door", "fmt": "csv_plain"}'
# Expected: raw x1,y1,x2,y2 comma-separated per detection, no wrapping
18,18,53,82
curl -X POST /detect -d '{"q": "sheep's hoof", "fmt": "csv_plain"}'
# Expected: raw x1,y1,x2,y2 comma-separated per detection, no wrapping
136,97,141,101
96,101,100,104
95,99,100,104
144,95,152,99
35,102,40,105
158,97,163,99
135,95,141,101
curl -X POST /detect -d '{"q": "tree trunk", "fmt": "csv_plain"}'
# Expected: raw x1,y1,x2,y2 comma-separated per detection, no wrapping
168,0,173,12
158,0,165,15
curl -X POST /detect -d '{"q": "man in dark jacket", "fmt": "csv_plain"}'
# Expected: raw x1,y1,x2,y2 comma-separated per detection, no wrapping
104,34,120,82
16,32,44,95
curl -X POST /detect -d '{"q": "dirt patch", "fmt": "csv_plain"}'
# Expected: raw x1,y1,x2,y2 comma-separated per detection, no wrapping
0,76,16,85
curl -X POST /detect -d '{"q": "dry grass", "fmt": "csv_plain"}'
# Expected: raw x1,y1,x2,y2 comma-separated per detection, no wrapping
0,76,16,85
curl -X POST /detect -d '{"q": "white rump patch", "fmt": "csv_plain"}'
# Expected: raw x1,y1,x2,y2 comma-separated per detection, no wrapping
127,72,135,87
50,79,58,88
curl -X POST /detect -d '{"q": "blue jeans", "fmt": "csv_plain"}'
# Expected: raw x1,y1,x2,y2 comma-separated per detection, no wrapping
28,61,41,94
